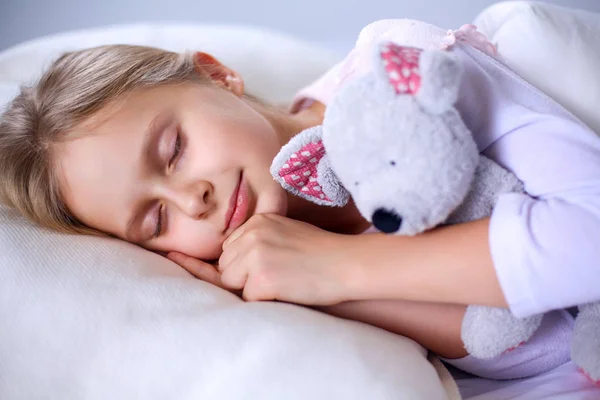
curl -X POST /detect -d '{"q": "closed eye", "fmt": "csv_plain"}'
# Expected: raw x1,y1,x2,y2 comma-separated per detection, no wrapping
169,129,182,168
153,204,164,238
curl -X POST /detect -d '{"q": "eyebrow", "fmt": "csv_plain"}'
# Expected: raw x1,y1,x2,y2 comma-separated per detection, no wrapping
124,112,171,242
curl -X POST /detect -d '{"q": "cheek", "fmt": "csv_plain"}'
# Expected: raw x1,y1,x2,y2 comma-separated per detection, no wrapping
214,113,279,158
187,127,254,170
163,218,223,260
185,105,278,168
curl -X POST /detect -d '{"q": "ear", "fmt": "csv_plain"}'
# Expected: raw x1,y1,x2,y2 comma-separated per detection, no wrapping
270,126,348,207
373,42,463,114
194,52,244,96
414,49,463,114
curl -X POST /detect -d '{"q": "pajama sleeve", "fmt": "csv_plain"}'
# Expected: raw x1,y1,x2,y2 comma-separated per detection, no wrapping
485,113,600,318
449,43,600,318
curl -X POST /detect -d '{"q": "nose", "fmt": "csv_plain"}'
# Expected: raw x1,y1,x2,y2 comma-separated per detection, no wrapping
168,180,213,219
371,208,403,233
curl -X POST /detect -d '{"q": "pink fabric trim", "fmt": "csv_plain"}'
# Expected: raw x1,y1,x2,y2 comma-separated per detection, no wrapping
441,24,497,56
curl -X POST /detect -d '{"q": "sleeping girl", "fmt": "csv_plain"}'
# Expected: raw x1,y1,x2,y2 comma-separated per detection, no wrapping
1,19,599,380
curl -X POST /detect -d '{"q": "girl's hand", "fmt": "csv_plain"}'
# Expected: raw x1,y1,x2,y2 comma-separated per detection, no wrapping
167,252,247,299
167,252,224,288
218,214,354,305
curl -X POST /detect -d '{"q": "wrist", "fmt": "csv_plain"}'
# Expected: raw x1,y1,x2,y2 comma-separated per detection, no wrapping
332,233,377,302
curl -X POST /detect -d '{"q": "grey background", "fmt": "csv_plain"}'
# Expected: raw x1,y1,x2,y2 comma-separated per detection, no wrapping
1,0,599,54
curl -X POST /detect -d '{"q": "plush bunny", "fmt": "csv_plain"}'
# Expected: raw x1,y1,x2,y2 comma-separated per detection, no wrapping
270,41,600,381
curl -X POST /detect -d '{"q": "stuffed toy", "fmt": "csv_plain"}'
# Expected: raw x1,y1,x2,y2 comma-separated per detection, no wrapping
270,41,600,381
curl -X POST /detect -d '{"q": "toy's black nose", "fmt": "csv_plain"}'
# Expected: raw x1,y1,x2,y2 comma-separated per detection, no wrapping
372,208,403,233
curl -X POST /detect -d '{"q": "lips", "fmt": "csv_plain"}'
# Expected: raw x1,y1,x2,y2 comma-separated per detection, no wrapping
224,171,249,233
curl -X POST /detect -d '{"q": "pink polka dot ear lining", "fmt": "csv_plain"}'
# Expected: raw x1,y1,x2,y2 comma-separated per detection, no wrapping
380,43,423,95
277,140,333,203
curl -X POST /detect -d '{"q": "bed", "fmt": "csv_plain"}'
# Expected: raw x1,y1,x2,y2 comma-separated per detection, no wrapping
1,1,599,399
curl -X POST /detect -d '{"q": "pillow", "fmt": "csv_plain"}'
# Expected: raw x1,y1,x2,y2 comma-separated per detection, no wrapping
0,23,340,105
0,81,19,110
474,1,600,135
0,25,452,400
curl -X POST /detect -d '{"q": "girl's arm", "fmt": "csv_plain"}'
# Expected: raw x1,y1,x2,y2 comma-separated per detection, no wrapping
343,217,508,308
317,300,468,359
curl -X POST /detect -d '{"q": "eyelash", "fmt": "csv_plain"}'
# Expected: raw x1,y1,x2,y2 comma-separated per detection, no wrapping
153,204,164,238
169,129,182,168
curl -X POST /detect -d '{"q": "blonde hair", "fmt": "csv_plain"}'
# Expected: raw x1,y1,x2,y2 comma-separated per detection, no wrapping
0,44,212,234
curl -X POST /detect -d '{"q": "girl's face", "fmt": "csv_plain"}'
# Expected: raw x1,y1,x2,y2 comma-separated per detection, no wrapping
57,80,288,260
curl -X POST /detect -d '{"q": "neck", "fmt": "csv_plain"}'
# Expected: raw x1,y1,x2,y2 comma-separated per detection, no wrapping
272,101,325,145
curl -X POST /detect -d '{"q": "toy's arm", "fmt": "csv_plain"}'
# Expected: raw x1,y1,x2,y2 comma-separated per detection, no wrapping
447,155,523,224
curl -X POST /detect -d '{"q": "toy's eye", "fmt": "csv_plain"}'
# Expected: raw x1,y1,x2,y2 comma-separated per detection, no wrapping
390,161,396,166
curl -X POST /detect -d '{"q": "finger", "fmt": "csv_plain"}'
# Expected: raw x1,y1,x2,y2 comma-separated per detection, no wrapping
167,252,223,288
242,274,274,302
223,213,272,249
219,228,254,272
218,240,244,272
223,223,246,249
219,253,249,291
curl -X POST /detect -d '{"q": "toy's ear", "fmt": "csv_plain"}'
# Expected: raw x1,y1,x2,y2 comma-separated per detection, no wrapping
374,41,463,114
270,126,348,207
